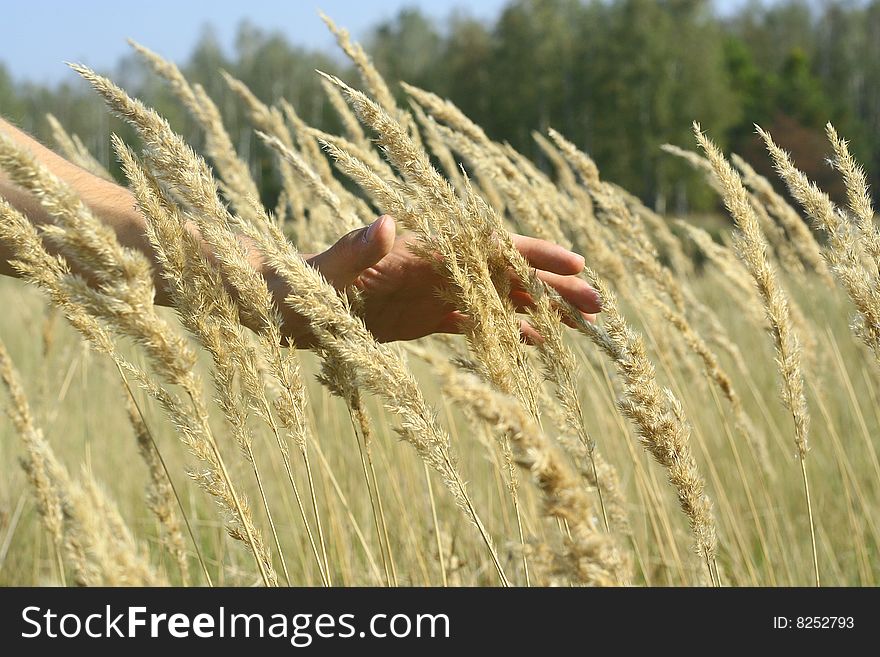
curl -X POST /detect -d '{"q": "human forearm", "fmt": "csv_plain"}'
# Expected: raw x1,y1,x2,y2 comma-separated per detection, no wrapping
0,117,315,335
1,117,599,347
0,118,281,313
0,117,165,285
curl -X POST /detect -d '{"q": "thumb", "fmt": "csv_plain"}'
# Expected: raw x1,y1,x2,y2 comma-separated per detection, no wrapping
308,215,396,288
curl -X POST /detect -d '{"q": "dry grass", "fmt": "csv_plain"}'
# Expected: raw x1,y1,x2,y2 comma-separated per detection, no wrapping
0,20,878,588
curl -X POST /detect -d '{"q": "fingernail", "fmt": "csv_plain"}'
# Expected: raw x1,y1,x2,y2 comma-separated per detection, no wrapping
583,286,602,312
364,216,385,243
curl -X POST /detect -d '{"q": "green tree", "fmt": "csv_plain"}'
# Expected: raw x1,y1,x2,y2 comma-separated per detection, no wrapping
368,8,444,93
582,0,738,207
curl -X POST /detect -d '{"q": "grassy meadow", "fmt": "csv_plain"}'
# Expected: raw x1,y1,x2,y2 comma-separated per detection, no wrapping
1,18,879,588
1,258,877,586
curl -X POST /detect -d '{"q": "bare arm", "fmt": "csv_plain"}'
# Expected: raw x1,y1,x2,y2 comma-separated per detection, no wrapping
0,117,601,345
0,117,161,275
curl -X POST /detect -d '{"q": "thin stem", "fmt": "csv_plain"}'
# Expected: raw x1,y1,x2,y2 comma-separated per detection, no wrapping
587,449,610,532
53,541,67,587
187,390,273,587
800,458,820,587
249,459,291,586
511,482,530,587
424,462,447,587
301,446,331,585
368,453,398,586
449,465,509,586
501,437,530,587
309,439,383,583
350,410,392,586
116,364,211,586
266,421,327,585
352,395,398,586
257,348,330,584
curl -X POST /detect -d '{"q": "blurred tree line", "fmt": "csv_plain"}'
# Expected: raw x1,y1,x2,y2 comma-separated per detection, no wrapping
1,0,878,212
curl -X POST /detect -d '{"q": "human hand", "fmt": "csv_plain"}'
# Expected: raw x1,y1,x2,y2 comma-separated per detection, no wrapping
273,215,601,347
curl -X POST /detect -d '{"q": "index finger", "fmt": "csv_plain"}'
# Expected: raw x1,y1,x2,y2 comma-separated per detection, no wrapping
510,234,585,275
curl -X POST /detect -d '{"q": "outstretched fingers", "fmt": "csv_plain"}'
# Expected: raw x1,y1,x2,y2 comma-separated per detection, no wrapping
507,268,601,315
509,290,596,326
536,270,602,313
511,234,585,275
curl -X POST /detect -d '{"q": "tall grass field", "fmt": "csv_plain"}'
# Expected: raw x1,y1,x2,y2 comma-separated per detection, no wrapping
1,17,878,587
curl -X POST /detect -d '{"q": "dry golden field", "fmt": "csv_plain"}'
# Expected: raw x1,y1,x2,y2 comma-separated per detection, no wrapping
1,19,878,587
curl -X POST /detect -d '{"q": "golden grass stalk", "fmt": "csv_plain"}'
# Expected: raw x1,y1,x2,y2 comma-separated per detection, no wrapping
231,204,509,584
319,72,542,417
221,71,308,232
409,102,467,193
0,338,66,584
440,367,631,586
533,131,581,195
825,123,880,264
119,153,293,585
502,142,579,234
401,82,489,145
549,129,687,313
306,126,399,187
661,143,724,194
675,221,764,325
620,192,695,278
280,100,336,183
696,123,818,586
422,462,448,586
100,83,336,580
576,269,718,576
1,337,165,586
731,152,833,284
551,131,754,460
401,83,517,214
531,134,626,284
406,341,535,584
0,135,152,291
0,126,277,586
758,126,880,362
649,295,772,472
663,142,804,274
317,85,630,543
749,187,806,276
573,144,720,315
434,122,569,245
129,40,262,223
279,98,375,226
258,131,362,235
318,354,399,586
45,113,113,181
74,62,507,585
68,471,169,586
320,13,422,148
125,393,189,583
678,217,816,367
111,133,328,585
321,77,369,147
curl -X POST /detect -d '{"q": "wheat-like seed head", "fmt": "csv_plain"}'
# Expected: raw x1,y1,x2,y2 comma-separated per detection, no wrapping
44,113,113,181
438,366,631,586
697,123,810,461
825,123,880,262
577,266,717,561
758,125,880,361
731,151,832,283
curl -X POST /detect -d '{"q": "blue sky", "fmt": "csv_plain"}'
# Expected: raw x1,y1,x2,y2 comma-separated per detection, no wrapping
2,0,752,85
